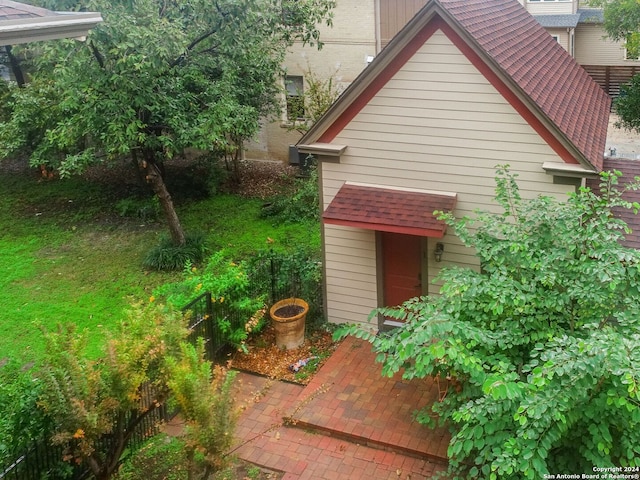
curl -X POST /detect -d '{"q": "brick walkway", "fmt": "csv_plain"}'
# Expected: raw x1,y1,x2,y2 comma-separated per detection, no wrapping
226,336,450,479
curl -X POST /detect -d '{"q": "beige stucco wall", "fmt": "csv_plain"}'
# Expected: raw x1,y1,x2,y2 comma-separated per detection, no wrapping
244,0,377,162
321,29,577,326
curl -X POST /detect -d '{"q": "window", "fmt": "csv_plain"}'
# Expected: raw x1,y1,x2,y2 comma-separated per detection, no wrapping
551,35,560,43
285,75,304,121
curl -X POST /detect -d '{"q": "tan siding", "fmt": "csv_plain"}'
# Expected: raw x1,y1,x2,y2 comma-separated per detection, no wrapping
545,28,570,53
379,0,427,47
245,0,376,162
323,225,378,325
322,29,576,326
575,24,640,67
524,1,575,15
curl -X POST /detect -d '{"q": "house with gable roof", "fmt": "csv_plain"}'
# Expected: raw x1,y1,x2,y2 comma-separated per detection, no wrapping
245,0,635,164
296,0,611,329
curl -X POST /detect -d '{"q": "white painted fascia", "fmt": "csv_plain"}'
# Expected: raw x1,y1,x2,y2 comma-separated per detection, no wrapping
0,12,103,45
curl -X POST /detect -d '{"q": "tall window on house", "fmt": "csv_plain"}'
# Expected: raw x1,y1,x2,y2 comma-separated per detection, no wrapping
285,75,304,122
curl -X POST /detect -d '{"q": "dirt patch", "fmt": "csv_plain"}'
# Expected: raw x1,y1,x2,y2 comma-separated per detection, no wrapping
606,113,640,159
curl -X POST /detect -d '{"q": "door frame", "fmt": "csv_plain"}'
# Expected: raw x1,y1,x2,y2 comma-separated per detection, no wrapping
375,232,429,330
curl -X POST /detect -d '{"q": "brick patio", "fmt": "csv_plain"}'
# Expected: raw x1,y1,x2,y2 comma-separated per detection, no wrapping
224,335,450,479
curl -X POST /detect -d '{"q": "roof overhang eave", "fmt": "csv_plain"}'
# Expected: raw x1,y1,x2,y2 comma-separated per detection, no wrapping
0,12,103,44
542,161,600,179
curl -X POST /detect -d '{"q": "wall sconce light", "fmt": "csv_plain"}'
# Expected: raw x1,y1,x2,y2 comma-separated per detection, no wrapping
434,242,444,263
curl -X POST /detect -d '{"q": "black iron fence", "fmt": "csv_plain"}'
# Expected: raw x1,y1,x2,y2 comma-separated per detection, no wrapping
0,251,323,479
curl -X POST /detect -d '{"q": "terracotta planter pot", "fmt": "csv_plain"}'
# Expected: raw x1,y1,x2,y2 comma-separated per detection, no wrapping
269,298,308,350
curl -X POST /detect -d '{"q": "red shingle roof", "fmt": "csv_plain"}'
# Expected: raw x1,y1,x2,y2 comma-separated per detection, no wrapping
323,183,457,237
440,0,610,170
0,0,56,21
586,158,640,250
300,0,610,172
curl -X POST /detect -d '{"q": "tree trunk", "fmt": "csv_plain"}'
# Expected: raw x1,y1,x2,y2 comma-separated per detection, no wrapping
139,150,186,246
4,45,26,87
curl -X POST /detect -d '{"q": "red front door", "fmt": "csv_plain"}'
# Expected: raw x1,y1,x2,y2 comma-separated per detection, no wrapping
381,232,423,327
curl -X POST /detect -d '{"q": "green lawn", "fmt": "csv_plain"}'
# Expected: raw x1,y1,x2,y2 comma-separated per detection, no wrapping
0,164,319,363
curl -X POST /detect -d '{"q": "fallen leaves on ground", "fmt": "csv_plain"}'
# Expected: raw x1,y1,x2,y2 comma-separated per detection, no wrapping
230,323,339,384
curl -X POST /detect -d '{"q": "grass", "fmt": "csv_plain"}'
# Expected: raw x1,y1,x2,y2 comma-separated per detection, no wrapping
0,161,319,364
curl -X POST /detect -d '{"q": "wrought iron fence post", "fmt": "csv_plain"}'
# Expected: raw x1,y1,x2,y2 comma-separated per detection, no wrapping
270,250,276,304
205,291,213,318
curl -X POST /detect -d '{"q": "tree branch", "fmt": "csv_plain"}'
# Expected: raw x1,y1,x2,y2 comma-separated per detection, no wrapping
169,0,227,67
170,29,219,68
4,45,26,87
89,41,105,69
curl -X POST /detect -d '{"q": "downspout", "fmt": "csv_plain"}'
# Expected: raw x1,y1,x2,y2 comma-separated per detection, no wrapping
569,27,575,57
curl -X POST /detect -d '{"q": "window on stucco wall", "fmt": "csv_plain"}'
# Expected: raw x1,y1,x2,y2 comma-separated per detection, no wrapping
285,75,304,122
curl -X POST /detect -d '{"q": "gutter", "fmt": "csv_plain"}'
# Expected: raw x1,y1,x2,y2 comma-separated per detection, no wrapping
0,12,103,45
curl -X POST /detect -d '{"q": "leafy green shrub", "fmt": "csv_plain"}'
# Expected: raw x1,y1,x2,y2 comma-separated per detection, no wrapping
338,168,640,478
143,233,207,271
0,360,50,464
155,250,267,348
167,343,238,478
246,248,323,326
36,302,192,480
115,196,160,221
260,166,319,223
116,434,188,480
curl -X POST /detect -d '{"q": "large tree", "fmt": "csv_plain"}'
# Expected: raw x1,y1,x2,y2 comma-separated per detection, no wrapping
0,0,334,246
338,167,640,479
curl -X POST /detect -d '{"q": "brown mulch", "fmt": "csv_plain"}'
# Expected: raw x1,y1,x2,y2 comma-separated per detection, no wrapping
230,322,339,385
232,160,299,199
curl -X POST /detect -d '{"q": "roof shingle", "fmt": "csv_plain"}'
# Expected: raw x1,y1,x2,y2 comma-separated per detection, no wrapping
323,184,457,237
300,0,610,172
0,0,57,21
439,0,610,170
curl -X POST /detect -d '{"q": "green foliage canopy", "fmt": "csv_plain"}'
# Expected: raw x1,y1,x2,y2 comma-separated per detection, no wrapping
0,0,335,245
1,0,335,170
337,167,640,478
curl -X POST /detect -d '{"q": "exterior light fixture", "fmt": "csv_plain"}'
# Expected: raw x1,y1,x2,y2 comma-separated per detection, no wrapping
434,242,444,262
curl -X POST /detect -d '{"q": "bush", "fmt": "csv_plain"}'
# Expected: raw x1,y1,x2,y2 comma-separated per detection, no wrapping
0,360,51,465
116,434,188,480
246,248,324,326
260,166,319,223
115,196,160,221
155,250,267,349
143,233,207,271
167,346,238,477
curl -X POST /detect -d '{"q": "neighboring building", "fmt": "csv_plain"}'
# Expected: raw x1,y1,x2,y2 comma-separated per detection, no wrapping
521,0,640,97
296,0,610,328
245,0,637,164
0,0,102,45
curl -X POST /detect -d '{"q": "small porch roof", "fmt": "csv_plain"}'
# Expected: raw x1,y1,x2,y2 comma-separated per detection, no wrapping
533,14,581,29
323,182,457,237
